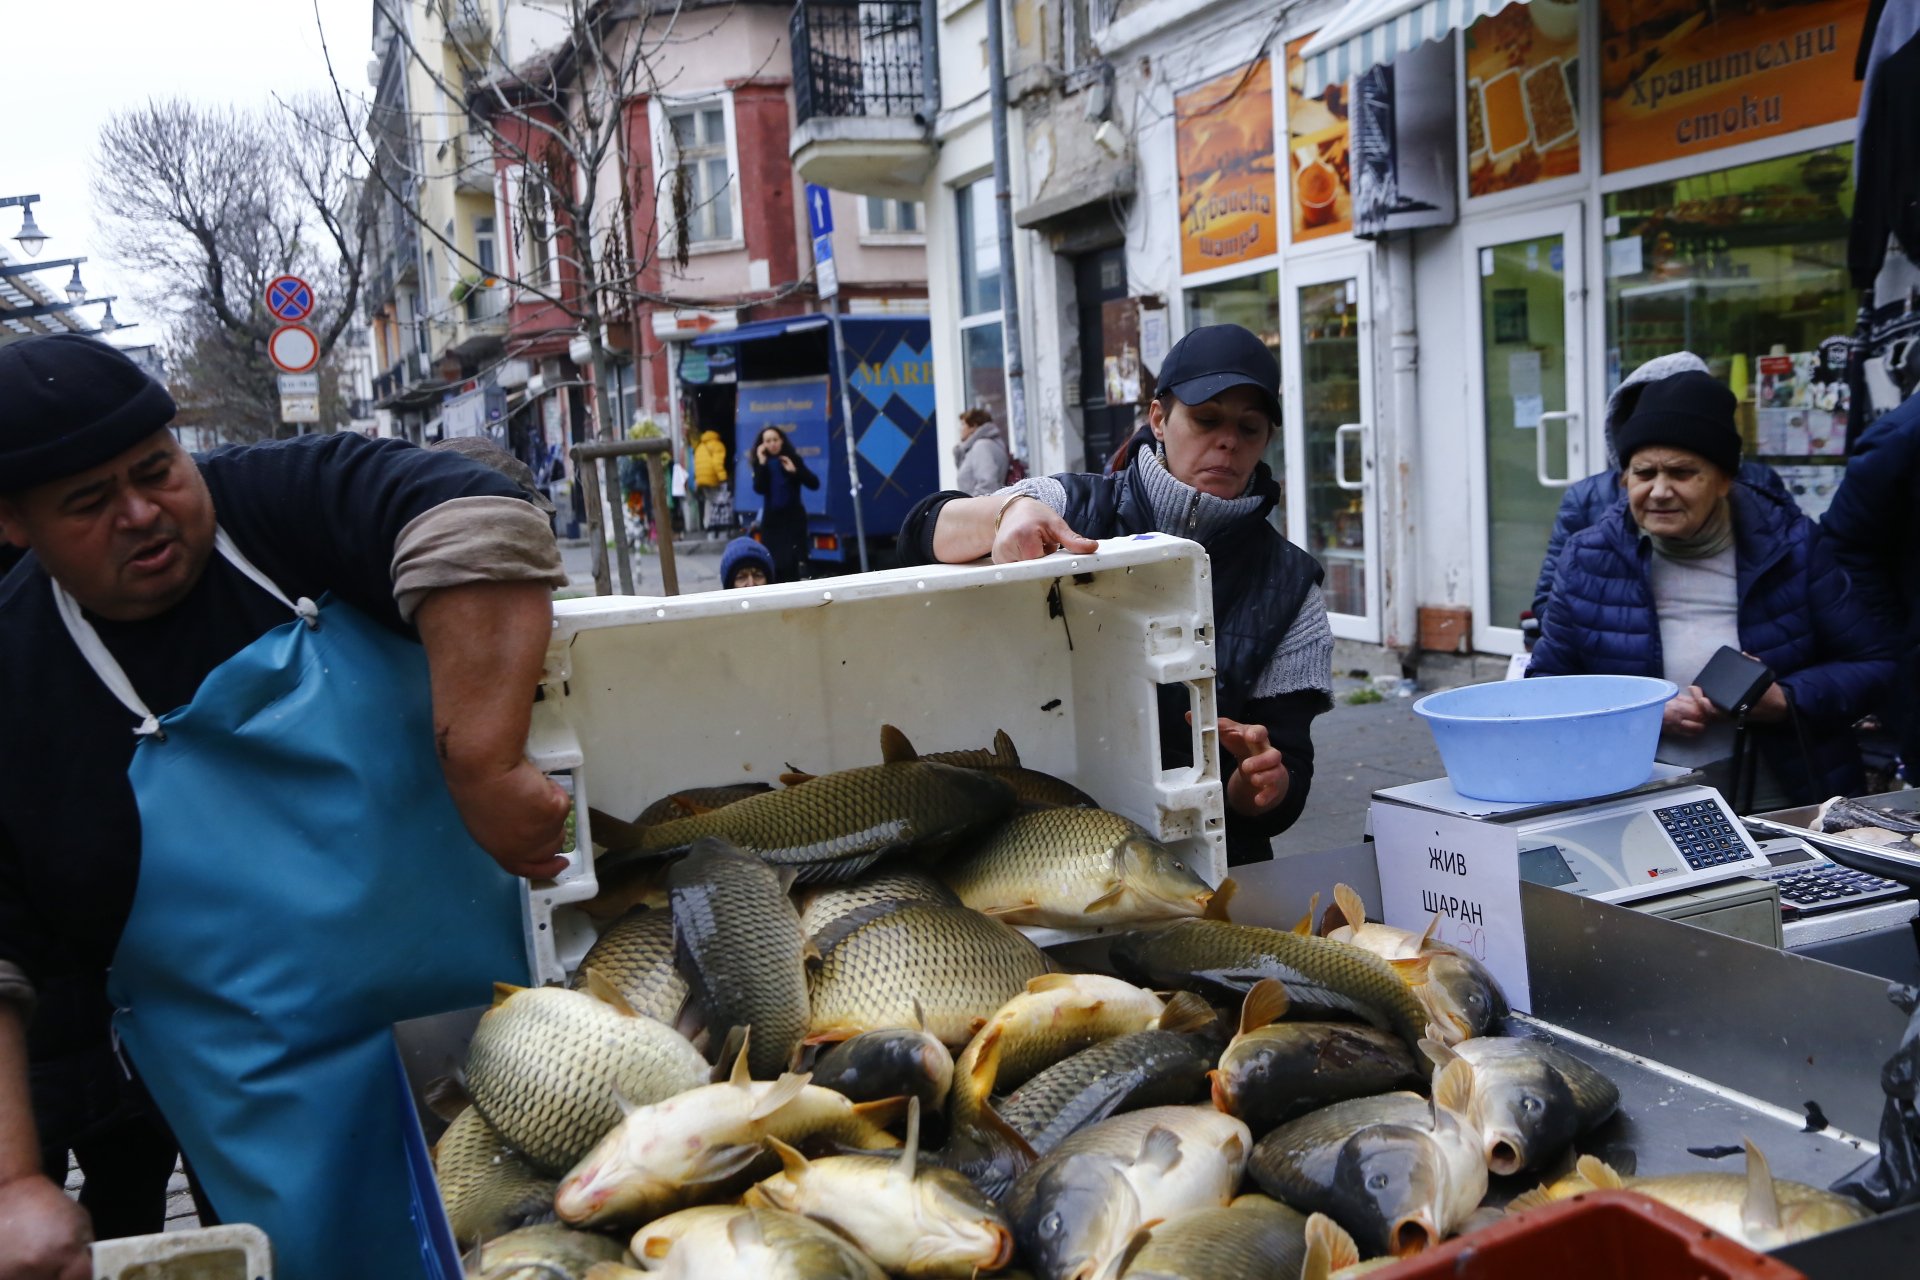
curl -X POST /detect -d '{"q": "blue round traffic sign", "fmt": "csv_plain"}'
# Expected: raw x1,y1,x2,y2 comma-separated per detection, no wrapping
266,275,315,323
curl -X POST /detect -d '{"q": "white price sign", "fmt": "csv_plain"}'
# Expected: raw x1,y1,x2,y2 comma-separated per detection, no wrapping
1369,803,1532,1013
280,395,320,424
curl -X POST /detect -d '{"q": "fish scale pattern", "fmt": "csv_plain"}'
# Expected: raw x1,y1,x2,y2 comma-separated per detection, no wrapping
434,1106,557,1243
465,987,708,1174
1119,1197,1312,1278
797,869,958,940
999,1030,1214,1154
670,845,813,1079
943,808,1146,915
567,906,688,1023
632,762,1014,878
807,904,1053,1048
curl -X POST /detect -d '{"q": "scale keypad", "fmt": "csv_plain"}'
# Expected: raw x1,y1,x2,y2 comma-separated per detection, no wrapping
1653,800,1753,871
1763,864,1906,913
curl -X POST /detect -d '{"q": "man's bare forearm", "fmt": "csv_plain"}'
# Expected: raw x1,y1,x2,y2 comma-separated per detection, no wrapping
415,581,552,779
0,1002,38,1186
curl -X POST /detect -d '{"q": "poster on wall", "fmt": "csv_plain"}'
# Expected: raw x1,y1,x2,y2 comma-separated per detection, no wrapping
1101,298,1142,404
1465,1,1582,198
1285,34,1352,242
1351,37,1460,238
1600,0,1866,173
1176,59,1279,275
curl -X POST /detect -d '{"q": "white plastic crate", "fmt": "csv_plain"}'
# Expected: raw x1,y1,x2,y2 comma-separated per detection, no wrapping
520,535,1225,983
91,1224,272,1279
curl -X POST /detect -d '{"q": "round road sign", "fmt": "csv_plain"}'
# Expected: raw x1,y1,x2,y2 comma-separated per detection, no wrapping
265,274,315,323
268,325,320,374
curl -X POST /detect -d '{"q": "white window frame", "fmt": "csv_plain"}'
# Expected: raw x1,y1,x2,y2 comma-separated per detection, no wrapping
474,214,497,278
650,93,744,258
502,163,561,296
858,195,926,246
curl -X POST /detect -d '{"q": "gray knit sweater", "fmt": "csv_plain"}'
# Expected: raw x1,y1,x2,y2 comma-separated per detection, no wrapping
1003,447,1334,698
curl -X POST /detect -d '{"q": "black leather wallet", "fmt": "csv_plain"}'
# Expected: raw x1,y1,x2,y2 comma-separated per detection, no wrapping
1693,645,1776,716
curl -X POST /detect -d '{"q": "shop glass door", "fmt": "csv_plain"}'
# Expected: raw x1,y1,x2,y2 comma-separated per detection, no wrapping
1465,206,1586,654
1283,252,1377,642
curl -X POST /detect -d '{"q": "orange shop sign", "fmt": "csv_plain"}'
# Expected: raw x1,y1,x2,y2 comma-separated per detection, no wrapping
1600,0,1868,173
1176,59,1279,275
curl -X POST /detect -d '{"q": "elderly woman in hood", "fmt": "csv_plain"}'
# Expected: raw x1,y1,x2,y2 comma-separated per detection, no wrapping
952,408,1010,497
1529,353,1786,628
1527,371,1892,807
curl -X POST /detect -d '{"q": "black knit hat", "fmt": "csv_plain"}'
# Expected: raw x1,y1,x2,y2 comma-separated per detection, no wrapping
1613,371,1741,476
0,334,177,493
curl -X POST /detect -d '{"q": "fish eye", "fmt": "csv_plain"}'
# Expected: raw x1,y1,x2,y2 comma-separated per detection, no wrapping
1367,1171,1392,1191
1041,1212,1064,1240
1520,1095,1543,1113
1172,861,1185,871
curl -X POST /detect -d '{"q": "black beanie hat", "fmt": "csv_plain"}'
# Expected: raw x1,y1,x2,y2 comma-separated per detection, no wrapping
1612,370,1741,477
0,334,177,493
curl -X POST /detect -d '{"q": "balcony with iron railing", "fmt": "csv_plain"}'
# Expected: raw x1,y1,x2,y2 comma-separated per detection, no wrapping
788,0,935,200
449,280,509,360
453,130,496,195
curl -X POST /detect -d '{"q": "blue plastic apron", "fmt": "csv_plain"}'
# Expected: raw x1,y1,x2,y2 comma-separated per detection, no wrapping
56,530,530,1279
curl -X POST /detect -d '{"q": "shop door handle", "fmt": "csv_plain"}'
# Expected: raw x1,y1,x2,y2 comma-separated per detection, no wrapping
1334,423,1366,492
1535,410,1578,489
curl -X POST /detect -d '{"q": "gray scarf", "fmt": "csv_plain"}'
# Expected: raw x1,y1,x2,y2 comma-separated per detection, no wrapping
1643,496,1734,560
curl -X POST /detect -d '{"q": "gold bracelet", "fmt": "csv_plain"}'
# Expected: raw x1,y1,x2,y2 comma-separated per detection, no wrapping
993,492,1033,534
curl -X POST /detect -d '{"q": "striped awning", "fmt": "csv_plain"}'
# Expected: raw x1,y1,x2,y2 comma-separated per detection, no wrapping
1300,0,1526,95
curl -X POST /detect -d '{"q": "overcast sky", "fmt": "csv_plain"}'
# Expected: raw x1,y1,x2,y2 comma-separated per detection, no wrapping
4,0,375,345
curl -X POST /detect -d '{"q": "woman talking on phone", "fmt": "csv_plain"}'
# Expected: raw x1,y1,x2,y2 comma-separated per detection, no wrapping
750,425,820,581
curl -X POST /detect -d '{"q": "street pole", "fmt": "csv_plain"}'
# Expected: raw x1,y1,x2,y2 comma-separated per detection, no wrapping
985,0,1030,470
826,295,872,573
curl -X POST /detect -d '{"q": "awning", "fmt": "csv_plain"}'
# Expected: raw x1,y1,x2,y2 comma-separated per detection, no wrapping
691,315,829,347
1300,0,1519,95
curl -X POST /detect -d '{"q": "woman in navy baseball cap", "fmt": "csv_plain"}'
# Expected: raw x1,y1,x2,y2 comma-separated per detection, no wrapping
896,324,1334,865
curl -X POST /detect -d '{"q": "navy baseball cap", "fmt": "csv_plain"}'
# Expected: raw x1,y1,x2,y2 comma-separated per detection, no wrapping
1156,324,1282,423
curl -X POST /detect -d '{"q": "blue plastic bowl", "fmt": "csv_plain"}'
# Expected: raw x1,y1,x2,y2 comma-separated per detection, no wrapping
1411,675,1678,803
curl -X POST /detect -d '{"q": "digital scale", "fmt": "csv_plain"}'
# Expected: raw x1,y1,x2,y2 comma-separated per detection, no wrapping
1372,766,1773,906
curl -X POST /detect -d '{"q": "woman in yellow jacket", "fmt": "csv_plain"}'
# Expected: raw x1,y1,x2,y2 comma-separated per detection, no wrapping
693,429,731,536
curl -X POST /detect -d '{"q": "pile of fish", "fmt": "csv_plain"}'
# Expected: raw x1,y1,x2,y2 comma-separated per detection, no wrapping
428,730,1874,1278
1816,796,1920,848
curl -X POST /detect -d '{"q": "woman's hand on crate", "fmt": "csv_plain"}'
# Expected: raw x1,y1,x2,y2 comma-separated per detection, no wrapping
0,1173,92,1280
991,497,1099,564
1220,717,1291,816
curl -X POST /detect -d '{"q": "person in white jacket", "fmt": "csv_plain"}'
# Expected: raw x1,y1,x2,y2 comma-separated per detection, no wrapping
952,408,1010,497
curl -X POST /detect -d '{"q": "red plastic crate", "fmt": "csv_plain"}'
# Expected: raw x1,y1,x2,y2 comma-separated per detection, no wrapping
1360,1190,1807,1280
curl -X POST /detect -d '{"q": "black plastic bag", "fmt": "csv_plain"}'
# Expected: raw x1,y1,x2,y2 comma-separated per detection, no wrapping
1833,983,1920,1210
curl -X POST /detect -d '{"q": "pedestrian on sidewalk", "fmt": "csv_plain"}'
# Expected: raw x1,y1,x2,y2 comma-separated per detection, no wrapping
952,408,1009,496
751,426,819,580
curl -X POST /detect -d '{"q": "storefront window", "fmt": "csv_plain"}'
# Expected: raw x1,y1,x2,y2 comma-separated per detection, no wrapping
957,179,1001,317
1184,272,1284,532
1604,143,1854,516
961,322,1009,436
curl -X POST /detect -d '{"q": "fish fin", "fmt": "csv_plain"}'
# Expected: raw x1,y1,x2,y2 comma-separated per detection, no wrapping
666,792,722,816
424,1074,471,1122
581,970,639,1018
766,1135,810,1177
900,1096,922,1181
1303,1213,1361,1280
1292,891,1321,936
1203,876,1238,922
727,1208,769,1248
992,729,1021,766
912,997,929,1033
749,1071,812,1122
1432,1058,1475,1121
639,1232,677,1260
740,1185,773,1210
1418,1037,1461,1071
1388,955,1433,984
688,1141,767,1186
1334,883,1371,929
1417,912,1443,951
779,771,817,787
1610,1149,1639,1178
1506,1188,1557,1213
1742,1137,1782,1235
1027,973,1079,993
1157,990,1216,1035
1577,1155,1627,1189
851,1095,911,1143
1237,978,1291,1036
1319,899,1349,937
960,1024,1007,1107
1136,1125,1184,1174
1084,883,1129,912
966,1097,1039,1166
586,806,647,850
610,1084,640,1118
490,981,525,1008
983,902,1041,919
881,724,918,764
730,1030,756,1086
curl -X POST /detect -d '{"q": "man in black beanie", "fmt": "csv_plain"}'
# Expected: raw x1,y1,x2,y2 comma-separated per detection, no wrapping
0,334,572,1275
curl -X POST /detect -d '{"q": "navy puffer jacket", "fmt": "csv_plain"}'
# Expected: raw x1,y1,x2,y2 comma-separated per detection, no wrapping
1529,482,1894,802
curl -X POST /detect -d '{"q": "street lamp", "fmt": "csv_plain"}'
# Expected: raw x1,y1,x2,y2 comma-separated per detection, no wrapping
63,263,85,303
1,195,50,258
97,300,119,333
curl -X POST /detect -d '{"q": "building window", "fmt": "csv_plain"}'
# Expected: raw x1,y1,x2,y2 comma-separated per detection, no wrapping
510,167,559,287
1604,142,1855,518
666,103,735,247
474,215,496,275
956,178,1007,432
861,196,924,241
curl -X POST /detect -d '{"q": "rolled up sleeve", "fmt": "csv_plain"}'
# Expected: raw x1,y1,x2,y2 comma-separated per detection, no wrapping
391,495,570,622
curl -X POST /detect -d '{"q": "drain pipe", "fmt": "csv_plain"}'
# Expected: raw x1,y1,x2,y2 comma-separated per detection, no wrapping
985,0,1030,468
918,0,939,128
1386,234,1420,658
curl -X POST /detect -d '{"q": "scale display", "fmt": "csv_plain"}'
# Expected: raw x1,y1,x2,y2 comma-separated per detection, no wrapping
1514,785,1770,904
